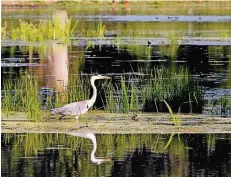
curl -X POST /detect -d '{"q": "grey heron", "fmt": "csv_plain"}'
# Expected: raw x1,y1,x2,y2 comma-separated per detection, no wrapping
51,75,111,120
68,133,111,164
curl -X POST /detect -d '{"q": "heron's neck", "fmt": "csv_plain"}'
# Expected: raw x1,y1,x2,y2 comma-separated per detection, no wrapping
89,79,97,107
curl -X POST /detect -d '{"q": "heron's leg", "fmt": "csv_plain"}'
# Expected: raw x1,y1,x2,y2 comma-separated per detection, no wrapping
75,116,79,122
59,114,66,119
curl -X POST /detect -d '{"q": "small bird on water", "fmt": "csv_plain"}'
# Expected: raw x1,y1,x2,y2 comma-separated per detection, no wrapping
51,75,111,120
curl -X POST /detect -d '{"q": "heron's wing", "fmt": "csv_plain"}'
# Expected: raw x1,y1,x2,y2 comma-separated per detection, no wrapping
51,100,90,116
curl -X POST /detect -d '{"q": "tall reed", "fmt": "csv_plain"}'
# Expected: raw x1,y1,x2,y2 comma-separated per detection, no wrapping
2,74,42,121
103,67,203,114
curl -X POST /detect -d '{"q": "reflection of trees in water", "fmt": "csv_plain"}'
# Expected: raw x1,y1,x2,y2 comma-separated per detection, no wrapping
1,134,231,177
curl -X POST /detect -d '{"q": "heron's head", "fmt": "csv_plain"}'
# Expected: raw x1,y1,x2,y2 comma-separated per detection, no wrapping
91,75,111,81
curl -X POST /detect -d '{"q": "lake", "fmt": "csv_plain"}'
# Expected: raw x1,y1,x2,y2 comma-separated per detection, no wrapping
2,133,231,177
1,2,231,176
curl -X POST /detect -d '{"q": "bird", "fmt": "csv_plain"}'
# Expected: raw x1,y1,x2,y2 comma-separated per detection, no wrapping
51,75,111,120
131,114,139,121
68,133,111,164
148,40,152,47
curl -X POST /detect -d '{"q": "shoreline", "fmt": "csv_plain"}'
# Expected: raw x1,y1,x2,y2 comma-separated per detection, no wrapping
2,112,231,134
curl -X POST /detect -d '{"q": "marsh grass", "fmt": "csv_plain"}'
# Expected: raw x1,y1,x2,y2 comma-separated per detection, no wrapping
10,18,77,43
163,100,181,129
67,74,91,103
2,74,42,121
2,68,202,119
103,67,203,114
220,30,230,41
81,18,106,37
103,75,139,113
1,73,93,121
168,31,182,59
1,21,7,39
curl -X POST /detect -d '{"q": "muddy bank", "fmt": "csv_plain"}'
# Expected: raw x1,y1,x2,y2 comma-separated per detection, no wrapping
2,112,231,134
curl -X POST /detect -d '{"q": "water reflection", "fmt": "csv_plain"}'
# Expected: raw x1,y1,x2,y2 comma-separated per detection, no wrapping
46,43,68,93
1,134,231,177
68,133,111,164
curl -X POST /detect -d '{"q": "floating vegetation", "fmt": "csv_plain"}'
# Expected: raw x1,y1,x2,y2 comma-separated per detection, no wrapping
9,19,78,43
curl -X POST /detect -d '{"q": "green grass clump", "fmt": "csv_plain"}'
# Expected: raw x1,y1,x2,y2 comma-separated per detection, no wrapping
103,67,203,114
10,19,77,43
2,74,42,121
67,74,91,103
104,75,139,113
1,74,91,121
81,18,106,37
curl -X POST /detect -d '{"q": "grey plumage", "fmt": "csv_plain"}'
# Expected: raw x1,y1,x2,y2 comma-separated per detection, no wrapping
51,100,89,116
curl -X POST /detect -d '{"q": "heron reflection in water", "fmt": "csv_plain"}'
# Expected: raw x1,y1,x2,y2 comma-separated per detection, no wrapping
51,75,111,120
68,133,111,164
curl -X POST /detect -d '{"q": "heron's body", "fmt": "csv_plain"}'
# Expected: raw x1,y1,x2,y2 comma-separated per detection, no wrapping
51,100,90,117
51,75,110,120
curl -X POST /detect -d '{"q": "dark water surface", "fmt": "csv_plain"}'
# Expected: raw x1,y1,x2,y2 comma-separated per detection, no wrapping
1,5,231,116
1,133,231,177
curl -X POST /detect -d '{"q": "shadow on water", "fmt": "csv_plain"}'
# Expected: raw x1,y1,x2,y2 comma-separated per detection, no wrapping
1,133,231,177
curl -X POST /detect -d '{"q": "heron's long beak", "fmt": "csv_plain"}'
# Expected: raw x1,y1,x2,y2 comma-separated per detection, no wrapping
103,76,111,79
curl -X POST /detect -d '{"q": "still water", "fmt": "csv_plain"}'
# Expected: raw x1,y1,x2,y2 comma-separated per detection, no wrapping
1,133,231,177
1,4,231,116
1,4,231,117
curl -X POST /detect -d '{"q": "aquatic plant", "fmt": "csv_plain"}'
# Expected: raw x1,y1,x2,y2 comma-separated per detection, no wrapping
220,30,230,41
81,18,106,37
103,67,203,114
9,19,77,43
2,74,42,121
103,75,139,113
163,100,181,129
1,21,7,40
